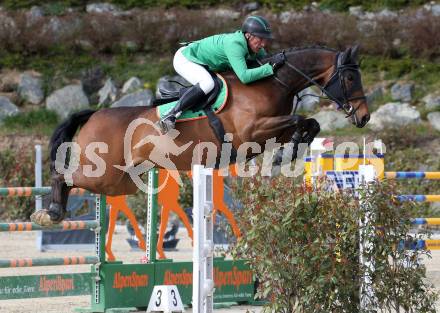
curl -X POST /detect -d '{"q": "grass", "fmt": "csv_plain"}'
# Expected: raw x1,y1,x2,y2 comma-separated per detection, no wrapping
103,53,174,90
361,56,440,95
321,125,371,137
1,108,59,136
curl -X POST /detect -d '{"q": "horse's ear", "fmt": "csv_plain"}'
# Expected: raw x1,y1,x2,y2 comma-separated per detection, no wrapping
341,47,352,65
351,45,360,63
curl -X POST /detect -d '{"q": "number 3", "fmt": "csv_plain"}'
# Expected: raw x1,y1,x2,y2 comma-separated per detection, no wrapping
171,289,178,306
155,290,162,306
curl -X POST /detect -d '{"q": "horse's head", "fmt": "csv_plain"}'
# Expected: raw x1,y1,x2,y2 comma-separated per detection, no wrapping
322,45,370,128
274,45,370,128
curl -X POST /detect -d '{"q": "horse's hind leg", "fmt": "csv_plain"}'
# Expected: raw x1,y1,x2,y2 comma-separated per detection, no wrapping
48,171,71,221
31,170,71,226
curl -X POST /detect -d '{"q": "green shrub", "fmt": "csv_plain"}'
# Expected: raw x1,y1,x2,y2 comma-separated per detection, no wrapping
232,174,438,312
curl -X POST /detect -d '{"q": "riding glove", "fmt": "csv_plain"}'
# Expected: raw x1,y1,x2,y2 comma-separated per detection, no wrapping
270,52,286,71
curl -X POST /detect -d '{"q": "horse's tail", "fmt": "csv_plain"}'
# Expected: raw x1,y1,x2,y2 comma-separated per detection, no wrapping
50,109,96,163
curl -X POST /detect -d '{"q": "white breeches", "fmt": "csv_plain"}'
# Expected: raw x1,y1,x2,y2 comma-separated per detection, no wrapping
173,47,215,95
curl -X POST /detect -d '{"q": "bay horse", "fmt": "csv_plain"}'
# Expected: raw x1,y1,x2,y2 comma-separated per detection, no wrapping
31,45,370,226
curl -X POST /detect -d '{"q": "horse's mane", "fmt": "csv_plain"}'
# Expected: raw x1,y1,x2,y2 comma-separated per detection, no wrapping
260,45,337,62
284,45,337,54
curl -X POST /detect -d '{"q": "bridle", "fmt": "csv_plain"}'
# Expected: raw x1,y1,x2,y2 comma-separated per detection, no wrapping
266,51,367,118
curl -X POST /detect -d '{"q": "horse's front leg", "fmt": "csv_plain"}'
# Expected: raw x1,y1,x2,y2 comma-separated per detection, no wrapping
250,114,305,141
272,118,321,167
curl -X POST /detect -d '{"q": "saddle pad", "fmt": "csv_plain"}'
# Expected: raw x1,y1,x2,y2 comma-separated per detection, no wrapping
157,74,228,122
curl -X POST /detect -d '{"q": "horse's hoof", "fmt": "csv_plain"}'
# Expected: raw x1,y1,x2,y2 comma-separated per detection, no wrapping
270,165,281,177
30,210,56,227
293,114,305,125
272,148,285,167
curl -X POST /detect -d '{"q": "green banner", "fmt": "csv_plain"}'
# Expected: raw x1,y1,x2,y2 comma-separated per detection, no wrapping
98,263,155,310
155,259,255,305
155,261,193,303
97,260,254,309
0,273,92,300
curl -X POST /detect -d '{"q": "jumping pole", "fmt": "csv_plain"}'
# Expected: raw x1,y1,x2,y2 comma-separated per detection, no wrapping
192,165,214,313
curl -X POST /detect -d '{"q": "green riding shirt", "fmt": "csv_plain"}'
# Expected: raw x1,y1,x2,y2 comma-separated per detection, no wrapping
181,30,274,84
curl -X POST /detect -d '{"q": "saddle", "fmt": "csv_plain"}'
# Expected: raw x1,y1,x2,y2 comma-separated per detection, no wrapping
154,71,237,165
154,71,223,110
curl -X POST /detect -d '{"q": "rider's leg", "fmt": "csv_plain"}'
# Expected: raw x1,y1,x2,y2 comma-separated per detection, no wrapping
160,47,215,133
173,47,215,95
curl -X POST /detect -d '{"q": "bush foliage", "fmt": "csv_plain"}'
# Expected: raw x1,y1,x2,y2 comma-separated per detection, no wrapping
0,0,433,11
232,174,438,312
0,7,439,59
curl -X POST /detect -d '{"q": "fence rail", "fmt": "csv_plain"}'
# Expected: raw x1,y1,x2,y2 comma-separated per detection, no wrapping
0,221,99,232
0,256,98,268
396,195,440,202
0,187,89,197
385,172,440,180
412,218,440,225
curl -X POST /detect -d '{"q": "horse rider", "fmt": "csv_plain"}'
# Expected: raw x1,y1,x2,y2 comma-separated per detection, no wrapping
159,15,286,133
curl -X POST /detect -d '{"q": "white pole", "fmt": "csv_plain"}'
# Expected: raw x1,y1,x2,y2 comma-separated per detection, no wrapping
35,145,43,211
192,165,214,313
359,164,376,311
373,139,383,155
35,145,43,252
363,137,366,165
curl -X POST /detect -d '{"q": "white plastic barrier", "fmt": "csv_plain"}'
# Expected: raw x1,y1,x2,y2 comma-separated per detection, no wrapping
192,165,214,313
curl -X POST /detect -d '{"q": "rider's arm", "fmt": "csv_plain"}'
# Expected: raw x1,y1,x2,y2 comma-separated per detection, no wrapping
224,38,273,84
257,48,268,58
247,48,267,61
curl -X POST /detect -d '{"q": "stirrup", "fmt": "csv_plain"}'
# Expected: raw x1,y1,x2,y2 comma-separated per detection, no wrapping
159,115,176,134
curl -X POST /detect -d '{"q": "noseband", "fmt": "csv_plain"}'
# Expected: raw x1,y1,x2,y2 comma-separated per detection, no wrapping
272,51,367,118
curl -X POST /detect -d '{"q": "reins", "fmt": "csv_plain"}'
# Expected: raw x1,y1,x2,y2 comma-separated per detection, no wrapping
258,50,367,118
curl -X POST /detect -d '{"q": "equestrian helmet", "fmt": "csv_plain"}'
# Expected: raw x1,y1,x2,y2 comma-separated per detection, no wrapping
242,15,273,39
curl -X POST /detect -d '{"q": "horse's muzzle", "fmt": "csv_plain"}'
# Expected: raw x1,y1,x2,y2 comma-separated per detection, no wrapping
355,113,370,128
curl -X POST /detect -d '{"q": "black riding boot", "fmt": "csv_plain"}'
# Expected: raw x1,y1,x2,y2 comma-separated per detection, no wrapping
159,84,206,133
